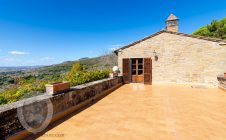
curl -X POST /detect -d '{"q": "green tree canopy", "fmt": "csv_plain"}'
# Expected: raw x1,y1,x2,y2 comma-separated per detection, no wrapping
64,62,109,86
193,17,226,40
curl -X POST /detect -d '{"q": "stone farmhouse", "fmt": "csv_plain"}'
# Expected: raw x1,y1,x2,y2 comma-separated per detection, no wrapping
114,14,226,85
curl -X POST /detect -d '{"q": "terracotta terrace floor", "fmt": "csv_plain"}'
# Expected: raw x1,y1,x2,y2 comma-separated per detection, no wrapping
36,84,226,140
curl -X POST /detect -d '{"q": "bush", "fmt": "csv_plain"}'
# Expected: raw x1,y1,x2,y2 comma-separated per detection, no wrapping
64,70,109,86
0,96,8,105
1,87,19,103
64,63,110,86
0,62,110,106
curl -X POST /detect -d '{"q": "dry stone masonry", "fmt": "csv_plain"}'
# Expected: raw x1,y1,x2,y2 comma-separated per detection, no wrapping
117,32,226,85
217,75,226,91
0,77,123,139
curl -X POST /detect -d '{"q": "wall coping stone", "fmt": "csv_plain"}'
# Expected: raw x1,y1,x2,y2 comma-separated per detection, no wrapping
71,77,116,90
0,77,118,113
0,76,123,139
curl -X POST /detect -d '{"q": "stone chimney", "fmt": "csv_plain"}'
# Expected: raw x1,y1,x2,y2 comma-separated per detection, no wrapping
165,14,179,32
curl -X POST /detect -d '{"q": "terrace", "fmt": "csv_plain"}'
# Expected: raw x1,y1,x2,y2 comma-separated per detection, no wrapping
0,76,226,139
30,83,226,140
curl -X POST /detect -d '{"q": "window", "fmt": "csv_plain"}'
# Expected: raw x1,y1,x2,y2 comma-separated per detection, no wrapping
131,58,143,75
167,21,177,26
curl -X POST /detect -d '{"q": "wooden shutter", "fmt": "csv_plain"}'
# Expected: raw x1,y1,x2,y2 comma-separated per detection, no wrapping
144,58,152,85
122,58,131,83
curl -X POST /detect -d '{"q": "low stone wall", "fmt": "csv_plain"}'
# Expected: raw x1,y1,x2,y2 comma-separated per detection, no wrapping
217,76,226,91
0,77,123,139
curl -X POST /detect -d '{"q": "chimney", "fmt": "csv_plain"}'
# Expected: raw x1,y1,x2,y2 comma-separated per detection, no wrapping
165,14,179,32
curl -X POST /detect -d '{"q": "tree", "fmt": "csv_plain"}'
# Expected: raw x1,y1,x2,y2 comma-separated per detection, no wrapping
193,17,226,40
71,62,84,73
63,62,109,86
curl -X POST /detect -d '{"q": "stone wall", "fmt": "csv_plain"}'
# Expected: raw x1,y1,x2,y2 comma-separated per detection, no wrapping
217,76,226,91
0,77,123,139
118,32,226,85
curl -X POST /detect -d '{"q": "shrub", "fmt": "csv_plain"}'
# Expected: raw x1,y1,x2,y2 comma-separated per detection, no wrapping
1,87,19,103
0,62,110,106
0,96,8,105
64,63,110,86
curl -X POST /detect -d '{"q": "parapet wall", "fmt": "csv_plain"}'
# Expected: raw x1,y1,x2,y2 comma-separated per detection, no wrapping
0,77,123,139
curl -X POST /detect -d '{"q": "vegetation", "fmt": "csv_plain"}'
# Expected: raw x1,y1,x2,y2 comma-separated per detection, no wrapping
0,62,110,106
193,17,226,40
0,53,117,91
64,63,110,86
0,53,116,106
0,77,61,105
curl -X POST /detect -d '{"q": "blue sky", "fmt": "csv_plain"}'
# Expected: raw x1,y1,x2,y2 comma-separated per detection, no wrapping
0,0,225,66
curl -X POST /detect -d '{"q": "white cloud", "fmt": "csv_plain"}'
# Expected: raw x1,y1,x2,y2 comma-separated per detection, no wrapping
8,51,29,55
41,57,55,61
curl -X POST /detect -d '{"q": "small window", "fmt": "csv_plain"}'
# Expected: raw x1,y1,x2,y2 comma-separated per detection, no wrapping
167,21,176,26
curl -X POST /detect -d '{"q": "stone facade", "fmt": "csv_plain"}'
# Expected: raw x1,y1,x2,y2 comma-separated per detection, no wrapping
0,77,123,139
117,32,226,85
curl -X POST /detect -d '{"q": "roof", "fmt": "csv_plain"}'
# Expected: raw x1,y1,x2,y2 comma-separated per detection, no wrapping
166,14,179,21
114,30,226,53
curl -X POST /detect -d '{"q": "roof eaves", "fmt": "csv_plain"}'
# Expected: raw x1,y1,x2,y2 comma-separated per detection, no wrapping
164,31,226,43
114,30,166,53
114,30,226,53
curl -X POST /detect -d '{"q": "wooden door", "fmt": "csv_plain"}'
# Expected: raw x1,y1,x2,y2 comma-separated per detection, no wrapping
131,58,143,83
144,58,152,84
122,58,131,83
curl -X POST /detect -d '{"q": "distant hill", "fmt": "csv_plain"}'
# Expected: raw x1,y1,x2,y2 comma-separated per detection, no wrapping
0,53,117,91
0,54,117,75
34,53,117,76
0,66,43,73
79,57,89,60
193,17,226,40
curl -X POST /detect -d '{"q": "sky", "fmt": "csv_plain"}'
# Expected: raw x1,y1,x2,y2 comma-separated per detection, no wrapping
0,0,225,66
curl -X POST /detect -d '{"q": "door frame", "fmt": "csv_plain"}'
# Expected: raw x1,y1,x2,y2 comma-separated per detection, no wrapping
131,58,144,83
122,57,152,84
